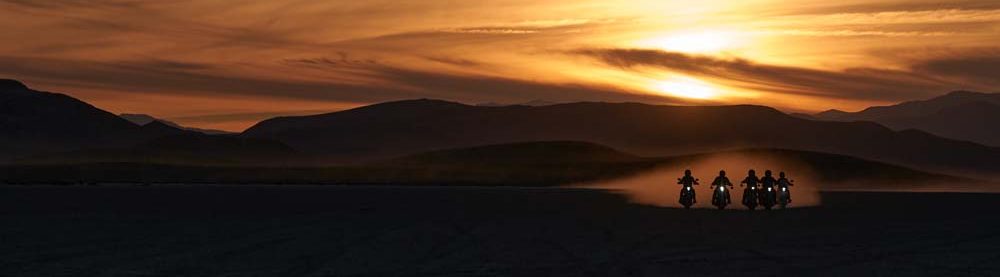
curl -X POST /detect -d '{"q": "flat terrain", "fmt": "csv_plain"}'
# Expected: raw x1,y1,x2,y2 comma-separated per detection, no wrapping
2,185,1000,276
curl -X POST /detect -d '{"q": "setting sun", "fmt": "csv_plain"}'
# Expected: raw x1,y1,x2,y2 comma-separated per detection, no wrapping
653,76,718,99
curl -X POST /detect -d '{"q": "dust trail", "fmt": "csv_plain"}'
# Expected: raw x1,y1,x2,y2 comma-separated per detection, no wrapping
572,152,822,209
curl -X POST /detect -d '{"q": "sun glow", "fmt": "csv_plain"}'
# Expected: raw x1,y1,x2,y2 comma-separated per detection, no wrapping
653,77,718,99
639,30,740,54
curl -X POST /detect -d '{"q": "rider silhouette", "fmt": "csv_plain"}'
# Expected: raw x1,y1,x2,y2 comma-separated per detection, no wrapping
677,169,699,203
761,170,777,195
711,170,733,204
777,171,794,203
761,170,776,189
741,169,761,206
741,170,761,188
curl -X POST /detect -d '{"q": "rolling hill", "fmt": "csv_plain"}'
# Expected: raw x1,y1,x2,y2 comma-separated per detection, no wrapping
243,99,1000,179
0,79,158,160
812,91,1000,147
120,114,234,135
0,79,294,164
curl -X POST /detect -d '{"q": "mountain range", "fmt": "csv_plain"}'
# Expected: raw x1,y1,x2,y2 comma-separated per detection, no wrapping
120,114,234,135
808,91,1000,147
2,79,999,180
0,79,168,160
0,79,294,164
244,98,1000,179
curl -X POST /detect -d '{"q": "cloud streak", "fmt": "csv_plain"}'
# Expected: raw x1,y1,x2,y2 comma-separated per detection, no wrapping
572,48,989,102
0,54,683,106
1,0,999,129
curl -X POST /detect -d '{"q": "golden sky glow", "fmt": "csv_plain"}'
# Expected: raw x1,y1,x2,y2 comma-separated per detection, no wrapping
1,0,998,131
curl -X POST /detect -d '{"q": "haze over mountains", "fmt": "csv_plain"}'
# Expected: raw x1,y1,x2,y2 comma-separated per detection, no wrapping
2,79,999,180
810,91,1000,147
120,114,234,135
244,98,1000,178
0,79,170,160
0,79,294,164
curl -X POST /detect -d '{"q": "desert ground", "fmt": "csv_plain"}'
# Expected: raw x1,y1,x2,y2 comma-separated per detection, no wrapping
2,184,1000,277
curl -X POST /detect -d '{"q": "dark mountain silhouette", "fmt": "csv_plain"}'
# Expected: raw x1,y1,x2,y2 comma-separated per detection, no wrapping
244,99,1000,179
788,113,816,120
0,79,293,163
812,91,1000,146
120,113,234,135
813,109,853,121
476,100,558,107
0,79,151,160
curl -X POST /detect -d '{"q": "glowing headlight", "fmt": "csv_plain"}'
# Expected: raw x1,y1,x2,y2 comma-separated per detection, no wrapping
782,187,787,191
767,187,772,191
687,187,692,191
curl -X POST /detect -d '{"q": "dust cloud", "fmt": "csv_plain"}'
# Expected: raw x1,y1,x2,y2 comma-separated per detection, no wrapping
572,152,822,209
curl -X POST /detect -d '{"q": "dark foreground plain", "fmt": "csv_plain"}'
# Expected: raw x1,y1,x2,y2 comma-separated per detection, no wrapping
2,185,1000,277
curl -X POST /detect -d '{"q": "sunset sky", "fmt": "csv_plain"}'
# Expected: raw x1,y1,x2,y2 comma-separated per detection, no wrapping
2,0,998,131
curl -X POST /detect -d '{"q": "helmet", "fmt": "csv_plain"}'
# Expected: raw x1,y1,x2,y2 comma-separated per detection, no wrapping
684,169,692,176
719,170,726,176
779,171,786,178
748,169,756,176
765,170,772,176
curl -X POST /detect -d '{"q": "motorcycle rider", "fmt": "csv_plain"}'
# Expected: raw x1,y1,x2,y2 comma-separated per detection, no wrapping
741,169,761,207
711,170,733,204
761,170,778,201
677,169,699,203
777,171,794,203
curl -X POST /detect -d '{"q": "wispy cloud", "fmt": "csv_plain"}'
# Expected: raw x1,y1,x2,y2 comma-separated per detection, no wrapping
572,48,984,102
0,54,684,105
1,0,998,128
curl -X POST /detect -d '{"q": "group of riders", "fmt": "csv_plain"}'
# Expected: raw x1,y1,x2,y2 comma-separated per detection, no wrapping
676,169,794,210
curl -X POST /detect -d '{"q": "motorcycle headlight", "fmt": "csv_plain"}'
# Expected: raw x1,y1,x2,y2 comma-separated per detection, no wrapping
782,187,787,191
767,187,772,191
687,187,691,191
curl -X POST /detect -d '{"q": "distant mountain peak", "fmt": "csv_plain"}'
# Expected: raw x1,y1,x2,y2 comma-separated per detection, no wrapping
0,79,29,92
139,120,180,130
349,98,470,112
945,90,988,97
928,90,997,103
391,98,468,106
120,113,160,126
811,90,1000,147
120,113,235,135
818,109,848,114
476,100,558,107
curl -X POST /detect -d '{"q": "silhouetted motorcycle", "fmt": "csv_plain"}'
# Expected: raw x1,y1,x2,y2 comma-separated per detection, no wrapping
760,186,777,210
742,185,759,210
678,178,698,209
712,184,730,210
679,186,694,209
778,181,793,208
